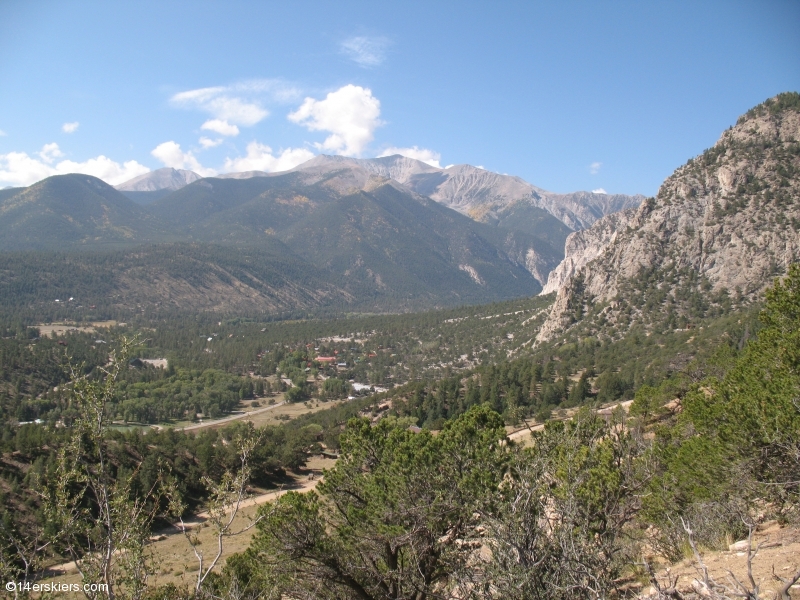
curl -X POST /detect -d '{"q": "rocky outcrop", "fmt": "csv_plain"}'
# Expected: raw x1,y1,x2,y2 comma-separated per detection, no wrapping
541,208,637,294
538,93,800,341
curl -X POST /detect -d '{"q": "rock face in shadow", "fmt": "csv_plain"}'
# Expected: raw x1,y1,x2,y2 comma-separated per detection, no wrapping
538,93,800,341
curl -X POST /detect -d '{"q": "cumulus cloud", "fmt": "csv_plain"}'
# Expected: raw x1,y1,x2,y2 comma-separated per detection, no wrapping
223,142,314,173
62,121,79,133
340,36,390,67
38,142,64,164
589,161,602,175
288,85,382,156
0,143,149,187
56,156,150,185
379,146,442,168
201,119,240,137
170,80,300,134
199,136,223,149
0,151,54,186
592,188,607,194
151,141,216,176
171,87,267,127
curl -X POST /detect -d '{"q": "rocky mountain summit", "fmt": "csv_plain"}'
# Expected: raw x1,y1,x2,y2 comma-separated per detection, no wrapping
288,155,643,230
114,167,201,192
539,92,800,341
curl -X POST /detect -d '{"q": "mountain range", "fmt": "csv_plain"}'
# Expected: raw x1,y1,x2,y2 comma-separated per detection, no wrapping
0,94,797,331
114,158,643,231
0,155,641,314
116,167,203,205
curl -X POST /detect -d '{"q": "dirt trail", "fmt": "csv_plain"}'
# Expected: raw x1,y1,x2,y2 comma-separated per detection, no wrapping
186,474,321,523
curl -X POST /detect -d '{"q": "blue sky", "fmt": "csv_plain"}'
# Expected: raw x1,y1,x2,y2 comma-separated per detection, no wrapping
1,1,798,195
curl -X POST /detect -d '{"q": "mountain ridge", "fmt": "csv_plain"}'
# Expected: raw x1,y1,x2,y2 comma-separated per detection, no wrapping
538,92,800,342
287,154,644,230
112,154,643,232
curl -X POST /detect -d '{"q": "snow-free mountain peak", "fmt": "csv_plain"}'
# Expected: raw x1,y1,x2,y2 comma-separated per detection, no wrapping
537,92,800,342
114,167,202,192
288,154,643,231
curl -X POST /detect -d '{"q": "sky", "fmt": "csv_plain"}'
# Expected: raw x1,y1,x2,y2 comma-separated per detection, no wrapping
0,1,798,196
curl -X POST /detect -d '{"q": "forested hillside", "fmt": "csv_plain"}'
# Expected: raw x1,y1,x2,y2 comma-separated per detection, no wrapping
0,174,172,249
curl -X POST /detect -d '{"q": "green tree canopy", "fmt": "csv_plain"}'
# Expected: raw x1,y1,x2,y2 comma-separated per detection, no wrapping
230,405,508,599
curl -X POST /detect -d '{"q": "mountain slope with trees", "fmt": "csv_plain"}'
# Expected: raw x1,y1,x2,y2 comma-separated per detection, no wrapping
0,174,173,250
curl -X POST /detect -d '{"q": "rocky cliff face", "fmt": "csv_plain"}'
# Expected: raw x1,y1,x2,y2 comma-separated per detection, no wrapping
541,208,637,294
538,92,800,341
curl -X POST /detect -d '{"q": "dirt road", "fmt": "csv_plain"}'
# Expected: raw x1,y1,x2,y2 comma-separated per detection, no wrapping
178,401,286,432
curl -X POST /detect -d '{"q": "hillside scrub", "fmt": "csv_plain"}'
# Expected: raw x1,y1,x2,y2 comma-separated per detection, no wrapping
644,264,800,557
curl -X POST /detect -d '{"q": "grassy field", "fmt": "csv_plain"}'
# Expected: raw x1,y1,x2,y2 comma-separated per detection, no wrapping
34,320,119,336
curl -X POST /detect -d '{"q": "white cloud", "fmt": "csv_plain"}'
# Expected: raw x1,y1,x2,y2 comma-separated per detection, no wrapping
592,188,607,194
62,121,79,133
201,119,240,137
38,142,64,164
340,36,390,67
170,80,299,132
0,143,149,187
199,136,223,149
151,141,216,176
0,151,55,186
223,142,314,173
589,161,602,175
288,84,382,156
56,156,150,185
379,146,441,168
0,129,7,136
171,86,267,126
